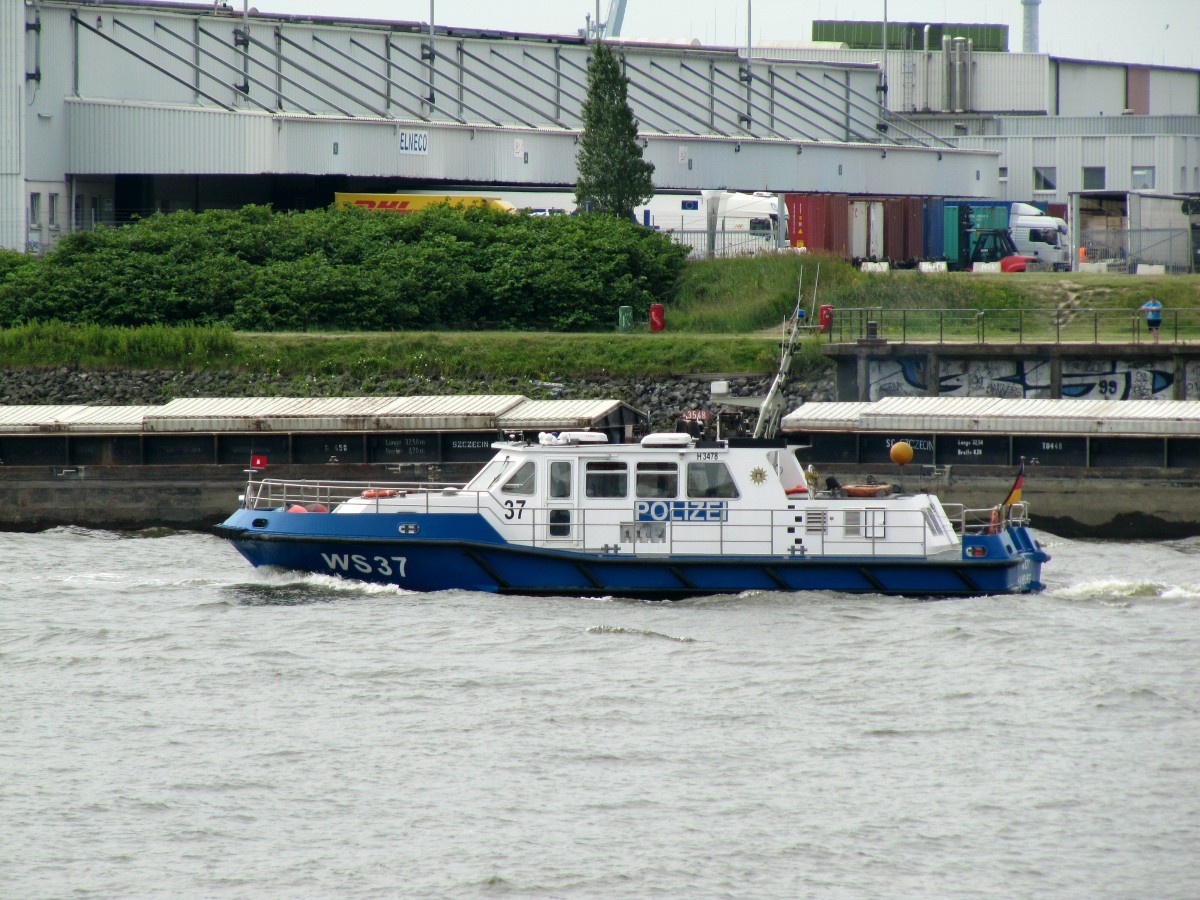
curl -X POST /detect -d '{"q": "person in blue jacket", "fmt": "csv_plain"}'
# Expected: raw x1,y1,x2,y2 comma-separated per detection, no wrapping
1139,297,1163,343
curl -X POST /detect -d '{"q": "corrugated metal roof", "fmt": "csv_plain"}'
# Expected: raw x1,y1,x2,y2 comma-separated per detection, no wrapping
498,398,627,429
144,396,408,432
783,398,1200,436
0,405,161,433
0,394,631,436
375,395,526,417
781,402,873,429
0,405,90,426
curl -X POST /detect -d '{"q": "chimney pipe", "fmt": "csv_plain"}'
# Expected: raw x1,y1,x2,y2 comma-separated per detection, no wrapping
1022,0,1041,53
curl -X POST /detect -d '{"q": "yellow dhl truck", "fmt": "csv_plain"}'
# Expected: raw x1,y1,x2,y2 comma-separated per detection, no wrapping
334,192,516,213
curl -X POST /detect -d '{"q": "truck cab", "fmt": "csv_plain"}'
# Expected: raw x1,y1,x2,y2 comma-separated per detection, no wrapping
1010,202,1070,270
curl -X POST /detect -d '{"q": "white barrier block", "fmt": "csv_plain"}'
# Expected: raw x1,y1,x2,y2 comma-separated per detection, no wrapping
971,261,1002,273
1135,264,1166,275
860,261,890,273
918,260,948,273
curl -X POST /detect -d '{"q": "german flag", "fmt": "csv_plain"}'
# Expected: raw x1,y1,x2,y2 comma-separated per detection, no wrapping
1002,463,1024,506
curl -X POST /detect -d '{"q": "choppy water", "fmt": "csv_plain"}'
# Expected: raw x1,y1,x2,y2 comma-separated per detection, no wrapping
2,528,1198,899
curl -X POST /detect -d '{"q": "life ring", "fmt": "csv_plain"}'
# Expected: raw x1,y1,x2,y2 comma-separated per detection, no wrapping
785,485,808,496
988,506,1003,534
361,489,377,499
379,489,397,498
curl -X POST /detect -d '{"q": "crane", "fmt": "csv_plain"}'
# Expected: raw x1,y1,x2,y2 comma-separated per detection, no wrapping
605,0,628,37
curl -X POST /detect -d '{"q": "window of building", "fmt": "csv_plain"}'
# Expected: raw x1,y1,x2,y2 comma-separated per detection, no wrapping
1033,167,1057,192
998,167,1008,180
686,462,740,499
635,462,677,499
1083,167,1106,190
29,193,41,226
74,194,84,230
585,461,627,498
1131,166,1155,190
48,193,59,228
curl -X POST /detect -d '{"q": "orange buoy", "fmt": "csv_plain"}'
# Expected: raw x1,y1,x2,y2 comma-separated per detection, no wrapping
287,504,308,513
306,503,329,513
890,441,914,465
362,489,377,498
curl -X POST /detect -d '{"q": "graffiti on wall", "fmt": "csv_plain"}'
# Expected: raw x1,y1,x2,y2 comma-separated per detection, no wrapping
868,358,1181,400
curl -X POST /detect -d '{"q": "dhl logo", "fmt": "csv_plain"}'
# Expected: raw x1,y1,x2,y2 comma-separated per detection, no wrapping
352,199,412,211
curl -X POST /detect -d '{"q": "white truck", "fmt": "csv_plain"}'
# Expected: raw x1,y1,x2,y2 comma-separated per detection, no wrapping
1009,202,1070,270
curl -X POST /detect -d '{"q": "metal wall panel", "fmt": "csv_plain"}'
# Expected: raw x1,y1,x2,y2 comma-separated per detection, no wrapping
1,0,25,252
957,132,1200,204
1149,68,1200,116
1056,61,1128,117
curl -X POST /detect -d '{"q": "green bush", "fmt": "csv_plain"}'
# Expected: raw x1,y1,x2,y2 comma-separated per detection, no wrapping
0,204,688,332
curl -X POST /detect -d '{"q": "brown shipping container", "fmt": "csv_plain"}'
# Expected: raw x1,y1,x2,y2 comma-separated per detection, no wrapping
784,193,851,257
883,197,907,262
826,194,849,257
905,197,926,261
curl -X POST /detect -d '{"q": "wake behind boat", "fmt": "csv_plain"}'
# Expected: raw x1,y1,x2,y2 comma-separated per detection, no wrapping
215,431,1049,598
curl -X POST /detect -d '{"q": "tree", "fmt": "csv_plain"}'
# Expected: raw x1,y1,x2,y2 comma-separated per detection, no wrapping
575,41,655,220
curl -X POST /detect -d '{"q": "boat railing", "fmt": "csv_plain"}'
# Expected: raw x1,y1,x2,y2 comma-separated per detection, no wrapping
944,502,1031,536
245,476,966,557
242,476,467,511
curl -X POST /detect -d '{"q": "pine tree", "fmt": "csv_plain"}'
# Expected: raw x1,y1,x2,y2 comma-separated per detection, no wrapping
575,41,655,219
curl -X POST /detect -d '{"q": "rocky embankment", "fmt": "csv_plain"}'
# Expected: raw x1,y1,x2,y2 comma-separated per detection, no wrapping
0,368,837,431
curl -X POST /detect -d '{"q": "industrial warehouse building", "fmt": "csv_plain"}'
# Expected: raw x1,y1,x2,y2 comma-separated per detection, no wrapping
1,1,1197,267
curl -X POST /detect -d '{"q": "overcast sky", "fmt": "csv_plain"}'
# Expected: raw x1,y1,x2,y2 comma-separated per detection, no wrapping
246,0,1198,69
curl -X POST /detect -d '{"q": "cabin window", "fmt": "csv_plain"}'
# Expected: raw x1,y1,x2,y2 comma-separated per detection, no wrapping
585,461,627,498
686,462,740,499
549,509,571,537
501,461,536,494
550,461,572,498
636,462,677,498
922,508,944,537
467,457,512,491
844,508,885,540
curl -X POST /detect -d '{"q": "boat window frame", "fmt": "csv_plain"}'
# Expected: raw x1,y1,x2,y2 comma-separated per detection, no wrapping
686,461,740,499
635,461,678,499
466,456,514,491
549,460,572,499
584,460,628,498
845,507,886,540
501,460,537,495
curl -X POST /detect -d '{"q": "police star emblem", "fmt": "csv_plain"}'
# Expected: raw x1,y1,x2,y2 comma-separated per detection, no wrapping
750,466,767,485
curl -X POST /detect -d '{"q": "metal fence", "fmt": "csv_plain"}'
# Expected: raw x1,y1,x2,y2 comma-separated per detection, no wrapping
670,228,785,259
827,306,1200,344
1078,227,1195,274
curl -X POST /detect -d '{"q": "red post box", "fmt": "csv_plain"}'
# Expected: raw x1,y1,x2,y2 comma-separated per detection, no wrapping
818,304,834,333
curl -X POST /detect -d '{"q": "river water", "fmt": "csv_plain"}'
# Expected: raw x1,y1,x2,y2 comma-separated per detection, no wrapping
2,527,1198,899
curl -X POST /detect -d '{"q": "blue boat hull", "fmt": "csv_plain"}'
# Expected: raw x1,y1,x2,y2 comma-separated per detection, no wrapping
216,508,1048,599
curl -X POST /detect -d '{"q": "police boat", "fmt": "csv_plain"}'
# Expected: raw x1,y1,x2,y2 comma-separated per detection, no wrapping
215,431,1050,598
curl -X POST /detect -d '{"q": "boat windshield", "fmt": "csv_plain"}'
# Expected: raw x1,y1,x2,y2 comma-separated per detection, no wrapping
465,456,514,491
